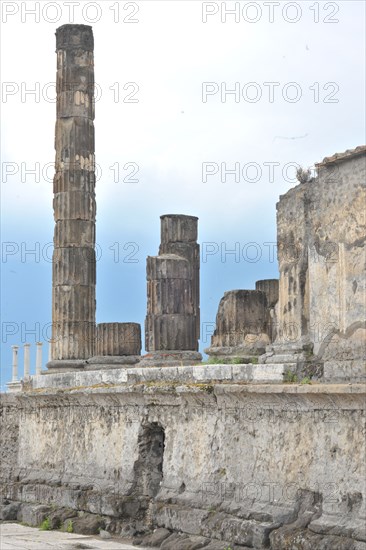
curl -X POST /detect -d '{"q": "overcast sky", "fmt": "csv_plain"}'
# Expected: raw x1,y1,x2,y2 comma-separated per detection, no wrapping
1,0,365,388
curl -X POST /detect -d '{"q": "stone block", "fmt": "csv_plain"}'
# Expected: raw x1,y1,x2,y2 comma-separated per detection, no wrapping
54,220,95,247
56,24,94,51
53,247,96,286
52,286,96,322
53,168,95,194
160,214,198,243
51,321,96,359
145,314,196,351
0,501,20,520
96,323,141,356
53,191,96,222
18,503,53,527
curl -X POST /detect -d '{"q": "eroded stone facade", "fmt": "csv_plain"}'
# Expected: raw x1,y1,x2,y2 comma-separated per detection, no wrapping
270,146,366,381
1,381,365,549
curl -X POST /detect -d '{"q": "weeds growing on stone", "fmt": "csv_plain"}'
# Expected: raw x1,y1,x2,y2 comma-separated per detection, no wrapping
66,520,73,533
283,370,298,383
39,517,51,531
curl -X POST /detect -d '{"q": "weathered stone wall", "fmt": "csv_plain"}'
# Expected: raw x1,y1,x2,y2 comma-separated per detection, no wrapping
276,149,366,372
0,394,20,489
1,380,365,548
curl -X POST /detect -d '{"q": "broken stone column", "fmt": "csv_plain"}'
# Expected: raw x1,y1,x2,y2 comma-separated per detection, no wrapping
205,289,274,362
159,214,200,346
142,215,201,366
48,24,96,370
255,279,279,309
87,323,141,367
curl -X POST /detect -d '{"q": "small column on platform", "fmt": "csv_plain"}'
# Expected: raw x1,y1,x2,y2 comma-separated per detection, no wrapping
23,343,30,379
36,342,43,375
7,345,22,393
12,345,19,382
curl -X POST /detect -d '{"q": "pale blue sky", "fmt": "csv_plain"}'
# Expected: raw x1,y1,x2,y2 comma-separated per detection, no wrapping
1,1,365,388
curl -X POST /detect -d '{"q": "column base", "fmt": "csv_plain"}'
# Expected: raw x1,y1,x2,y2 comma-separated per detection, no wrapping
261,341,313,364
204,345,266,363
139,350,202,367
85,355,141,369
46,360,87,373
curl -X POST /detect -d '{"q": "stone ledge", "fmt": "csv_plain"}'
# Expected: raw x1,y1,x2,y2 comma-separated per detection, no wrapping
21,365,366,397
6,381,23,393
309,514,366,541
28,363,286,391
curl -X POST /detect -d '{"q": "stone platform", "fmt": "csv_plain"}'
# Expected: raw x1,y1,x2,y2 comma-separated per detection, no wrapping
31,363,285,391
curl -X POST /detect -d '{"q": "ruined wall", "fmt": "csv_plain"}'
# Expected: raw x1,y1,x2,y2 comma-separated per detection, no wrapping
0,395,20,489
1,381,365,549
276,149,366,371
276,184,310,349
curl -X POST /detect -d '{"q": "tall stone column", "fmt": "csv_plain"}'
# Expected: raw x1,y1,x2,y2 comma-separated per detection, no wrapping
48,24,96,369
143,214,201,366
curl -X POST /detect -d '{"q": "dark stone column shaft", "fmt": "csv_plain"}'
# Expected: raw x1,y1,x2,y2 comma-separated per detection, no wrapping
51,25,96,361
